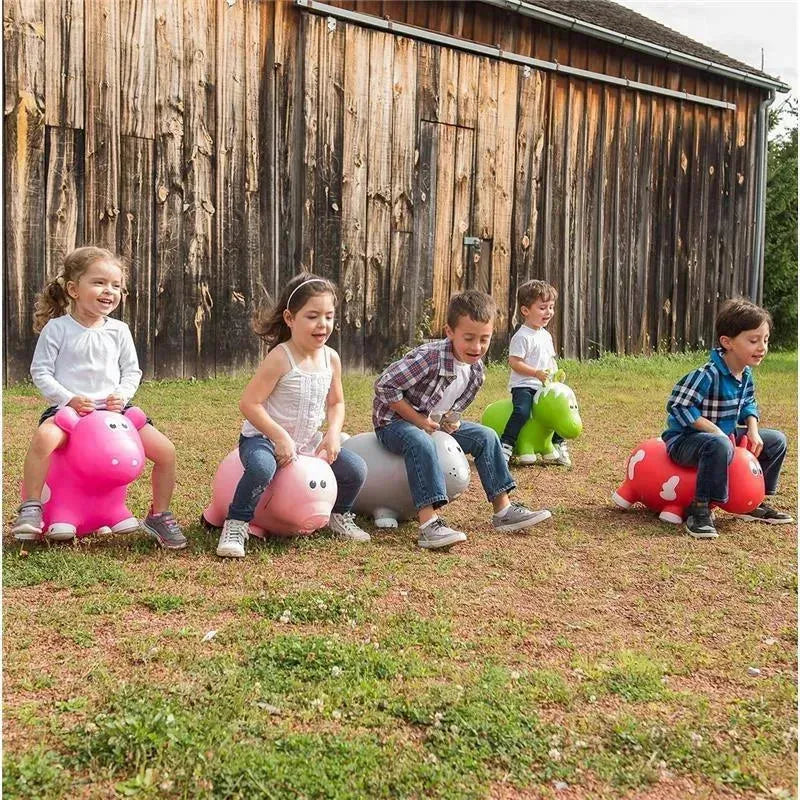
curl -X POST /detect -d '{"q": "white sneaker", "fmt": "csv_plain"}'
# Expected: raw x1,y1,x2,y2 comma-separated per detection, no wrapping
555,442,572,467
217,519,249,558
501,443,513,464
327,512,371,542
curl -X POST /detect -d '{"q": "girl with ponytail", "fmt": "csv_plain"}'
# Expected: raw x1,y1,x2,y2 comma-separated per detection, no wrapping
11,247,187,550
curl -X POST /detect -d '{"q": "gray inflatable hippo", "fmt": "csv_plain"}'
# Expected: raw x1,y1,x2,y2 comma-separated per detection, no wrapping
341,430,471,527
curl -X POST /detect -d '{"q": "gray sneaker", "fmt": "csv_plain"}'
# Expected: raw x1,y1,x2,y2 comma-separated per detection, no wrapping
12,501,43,540
142,510,188,550
327,512,371,542
492,502,552,532
217,518,249,558
417,517,467,550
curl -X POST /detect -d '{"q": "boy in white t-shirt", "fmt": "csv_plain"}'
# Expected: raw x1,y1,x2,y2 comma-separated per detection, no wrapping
500,280,571,467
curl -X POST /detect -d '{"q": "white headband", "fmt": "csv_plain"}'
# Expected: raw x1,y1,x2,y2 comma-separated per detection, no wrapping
286,278,329,309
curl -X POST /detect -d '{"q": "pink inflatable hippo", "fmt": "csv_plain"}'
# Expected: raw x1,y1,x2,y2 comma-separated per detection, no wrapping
202,450,337,537
33,407,148,538
611,436,765,523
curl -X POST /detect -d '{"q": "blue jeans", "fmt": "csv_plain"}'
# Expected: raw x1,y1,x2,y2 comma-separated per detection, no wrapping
500,386,563,447
375,419,515,509
664,427,787,504
227,434,368,522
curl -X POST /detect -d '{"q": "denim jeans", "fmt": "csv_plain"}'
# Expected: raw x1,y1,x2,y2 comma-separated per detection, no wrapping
375,418,515,509
665,427,787,504
227,434,367,522
500,386,563,447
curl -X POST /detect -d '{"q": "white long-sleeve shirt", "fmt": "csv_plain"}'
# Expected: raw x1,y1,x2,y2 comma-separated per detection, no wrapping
30,315,142,407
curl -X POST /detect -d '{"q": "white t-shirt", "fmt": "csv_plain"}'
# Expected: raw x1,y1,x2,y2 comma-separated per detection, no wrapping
430,359,471,418
508,325,557,390
30,315,142,407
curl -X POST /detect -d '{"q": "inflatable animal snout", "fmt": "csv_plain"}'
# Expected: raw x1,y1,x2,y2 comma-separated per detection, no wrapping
341,430,470,527
34,406,148,538
203,450,337,537
611,435,765,523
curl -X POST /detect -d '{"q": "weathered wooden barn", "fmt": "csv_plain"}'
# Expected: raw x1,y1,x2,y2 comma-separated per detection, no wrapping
3,0,789,381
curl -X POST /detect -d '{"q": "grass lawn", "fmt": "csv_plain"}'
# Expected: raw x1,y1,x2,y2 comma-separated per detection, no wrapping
3,350,797,799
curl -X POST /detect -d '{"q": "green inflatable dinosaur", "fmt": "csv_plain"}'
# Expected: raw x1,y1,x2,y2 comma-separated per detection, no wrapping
481,370,583,463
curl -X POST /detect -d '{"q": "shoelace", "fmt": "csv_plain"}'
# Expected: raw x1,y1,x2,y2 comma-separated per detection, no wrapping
158,512,181,535
337,513,360,533
223,522,248,545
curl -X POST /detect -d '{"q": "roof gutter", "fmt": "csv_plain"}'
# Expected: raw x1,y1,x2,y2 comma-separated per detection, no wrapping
485,0,791,93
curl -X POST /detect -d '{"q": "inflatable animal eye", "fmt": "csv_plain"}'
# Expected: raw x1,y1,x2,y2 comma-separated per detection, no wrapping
309,480,317,489
320,480,327,488
750,462,762,476
104,418,120,430
120,420,130,430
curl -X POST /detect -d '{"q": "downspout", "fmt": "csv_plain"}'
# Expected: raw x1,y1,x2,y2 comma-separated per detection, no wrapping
751,88,775,302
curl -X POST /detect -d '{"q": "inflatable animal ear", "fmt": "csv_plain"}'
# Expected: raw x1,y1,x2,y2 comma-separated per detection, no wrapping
53,406,81,434
124,406,149,430
552,369,566,384
738,434,750,452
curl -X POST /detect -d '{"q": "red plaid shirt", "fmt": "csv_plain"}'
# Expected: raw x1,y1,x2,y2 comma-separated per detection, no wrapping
373,339,485,429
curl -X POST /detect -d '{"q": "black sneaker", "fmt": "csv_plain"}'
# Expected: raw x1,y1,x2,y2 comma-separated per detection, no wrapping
735,503,794,525
685,503,718,539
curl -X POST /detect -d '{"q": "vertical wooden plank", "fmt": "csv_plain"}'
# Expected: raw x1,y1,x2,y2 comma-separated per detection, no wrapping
275,0,302,288
691,80,710,347
583,48,604,357
4,0,46,382
740,89,758,299
490,61,517,346
718,82,736,305
152,0,184,377
471,57,497,293
411,42,440,338
315,12,344,353
705,105,724,342
388,35,416,351
44,0,83,128
430,122,456,335
546,40,569,353
120,0,155,139
119,137,154,378
300,13,320,271
341,23,369,368
183,0,215,378
244,0,265,329
45,127,84,283
365,31,394,364
85,0,120,251
430,47,458,334
216,0,251,372
450,50,477,297
645,66,666,352
630,66,654,354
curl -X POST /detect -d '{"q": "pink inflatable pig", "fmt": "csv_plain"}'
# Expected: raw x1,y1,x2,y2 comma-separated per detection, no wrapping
611,436,764,523
202,450,337,537
35,407,148,538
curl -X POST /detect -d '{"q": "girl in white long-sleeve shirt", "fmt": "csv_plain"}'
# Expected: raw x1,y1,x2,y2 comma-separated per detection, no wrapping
11,246,186,549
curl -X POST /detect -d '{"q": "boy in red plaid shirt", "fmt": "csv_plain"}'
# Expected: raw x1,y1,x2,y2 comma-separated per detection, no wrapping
374,290,552,549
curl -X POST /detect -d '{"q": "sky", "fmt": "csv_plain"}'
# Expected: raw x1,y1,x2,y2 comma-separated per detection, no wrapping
617,1,798,133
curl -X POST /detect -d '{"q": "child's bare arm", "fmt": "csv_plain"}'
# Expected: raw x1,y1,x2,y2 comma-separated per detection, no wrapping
509,356,548,383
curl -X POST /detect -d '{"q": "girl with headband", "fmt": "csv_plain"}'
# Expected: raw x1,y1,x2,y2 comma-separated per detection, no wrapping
215,273,370,557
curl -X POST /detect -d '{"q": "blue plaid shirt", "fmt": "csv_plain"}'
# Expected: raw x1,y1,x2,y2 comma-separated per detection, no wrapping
373,339,485,429
663,347,759,437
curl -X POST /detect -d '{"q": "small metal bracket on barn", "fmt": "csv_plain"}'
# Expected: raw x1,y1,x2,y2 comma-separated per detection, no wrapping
295,0,736,111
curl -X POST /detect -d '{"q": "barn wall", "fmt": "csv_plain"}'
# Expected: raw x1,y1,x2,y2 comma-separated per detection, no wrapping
3,0,767,382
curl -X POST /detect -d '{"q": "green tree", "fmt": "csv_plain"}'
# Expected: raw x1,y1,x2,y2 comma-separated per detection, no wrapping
763,99,797,348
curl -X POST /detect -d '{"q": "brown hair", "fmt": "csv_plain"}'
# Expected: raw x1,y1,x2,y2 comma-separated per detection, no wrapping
715,297,773,346
251,272,338,350
446,290,497,330
33,246,126,333
517,279,558,310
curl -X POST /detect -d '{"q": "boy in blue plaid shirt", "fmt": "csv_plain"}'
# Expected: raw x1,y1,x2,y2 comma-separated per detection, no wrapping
663,298,793,539
373,290,552,550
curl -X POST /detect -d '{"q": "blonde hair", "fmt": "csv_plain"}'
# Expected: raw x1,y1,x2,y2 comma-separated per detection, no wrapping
33,246,126,333
251,272,337,351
